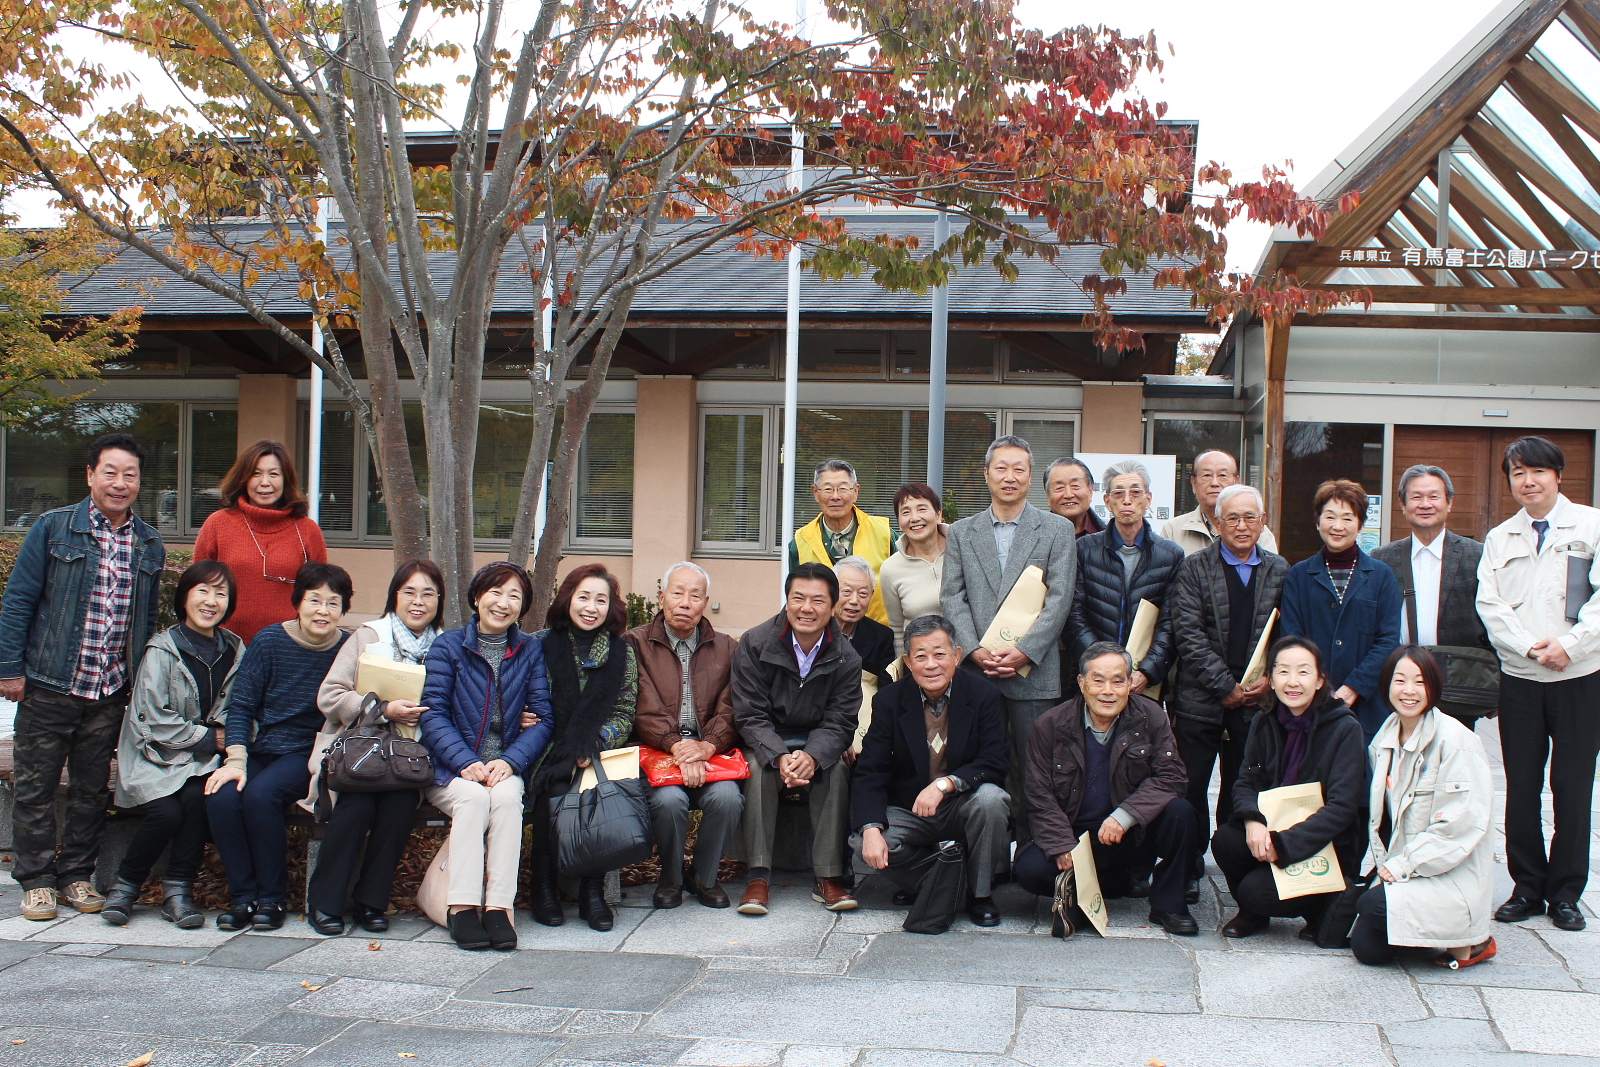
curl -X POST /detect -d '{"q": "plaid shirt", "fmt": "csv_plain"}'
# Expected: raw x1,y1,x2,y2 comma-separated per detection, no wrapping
69,505,136,699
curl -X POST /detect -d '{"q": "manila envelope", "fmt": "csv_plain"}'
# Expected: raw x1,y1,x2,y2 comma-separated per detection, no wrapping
1258,781,1346,900
357,654,426,704
1069,830,1109,936
979,565,1047,678
578,745,641,790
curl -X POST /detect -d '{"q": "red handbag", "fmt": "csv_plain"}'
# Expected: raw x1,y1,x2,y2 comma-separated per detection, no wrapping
638,745,751,787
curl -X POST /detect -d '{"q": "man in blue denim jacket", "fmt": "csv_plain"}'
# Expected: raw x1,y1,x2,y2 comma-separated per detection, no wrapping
0,433,165,920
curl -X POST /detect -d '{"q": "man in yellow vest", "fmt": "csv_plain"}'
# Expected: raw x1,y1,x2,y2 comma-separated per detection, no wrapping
789,459,894,625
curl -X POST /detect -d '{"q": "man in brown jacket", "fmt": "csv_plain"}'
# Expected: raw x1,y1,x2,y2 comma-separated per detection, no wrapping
625,562,743,910
1017,642,1198,935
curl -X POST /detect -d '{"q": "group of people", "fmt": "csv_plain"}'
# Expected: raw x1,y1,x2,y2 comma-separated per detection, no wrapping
0,427,1592,968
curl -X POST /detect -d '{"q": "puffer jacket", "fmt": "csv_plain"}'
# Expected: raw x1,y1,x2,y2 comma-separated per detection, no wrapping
1066,521,1185,681
420,620,554,786
1170,541,1289,726
731,611,862,771
115,626,243,808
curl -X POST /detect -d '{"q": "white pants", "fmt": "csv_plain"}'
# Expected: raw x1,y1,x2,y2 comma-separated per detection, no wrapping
426,776,525,909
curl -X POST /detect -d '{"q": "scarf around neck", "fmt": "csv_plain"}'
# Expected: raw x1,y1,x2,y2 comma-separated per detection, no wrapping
1276,703,1316,786
385,614,439,665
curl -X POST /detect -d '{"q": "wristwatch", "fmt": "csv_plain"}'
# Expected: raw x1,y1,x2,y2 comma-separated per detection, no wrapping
935,777,953,794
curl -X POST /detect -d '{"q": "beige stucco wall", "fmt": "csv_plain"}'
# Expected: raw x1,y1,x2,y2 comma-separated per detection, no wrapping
236,376,299,453
1079,382,1145,452
630,376,697,604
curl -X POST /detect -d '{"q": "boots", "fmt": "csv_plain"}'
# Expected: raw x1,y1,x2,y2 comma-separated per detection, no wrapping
528,849,564,927
160,880,205,929
101,879,141,927
577,877,613,932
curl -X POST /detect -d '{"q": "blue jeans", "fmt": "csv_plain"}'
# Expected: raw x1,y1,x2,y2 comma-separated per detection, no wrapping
205,750,312,906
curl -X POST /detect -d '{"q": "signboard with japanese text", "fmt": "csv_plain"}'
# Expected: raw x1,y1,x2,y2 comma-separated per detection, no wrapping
1330,246,1596,270
1075,453,1179,526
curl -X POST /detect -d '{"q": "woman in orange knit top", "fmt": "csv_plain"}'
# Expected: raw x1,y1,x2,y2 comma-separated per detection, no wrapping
194,441,328,643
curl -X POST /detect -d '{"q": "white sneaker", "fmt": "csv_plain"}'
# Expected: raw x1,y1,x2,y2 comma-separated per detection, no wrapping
21,887,58,921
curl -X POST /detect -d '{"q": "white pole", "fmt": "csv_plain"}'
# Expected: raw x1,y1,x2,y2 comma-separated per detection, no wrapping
927,208,949,494
308,197,329,523
780,0,807,588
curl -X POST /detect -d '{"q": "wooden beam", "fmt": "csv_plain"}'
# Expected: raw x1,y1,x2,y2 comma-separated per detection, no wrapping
1511,56,1600,145
672,330,777,375
612,332,673,375
997,332,1115,380
1466,116,1600,242
1458,123,1600,286
153,330,275,374
1264,320,1290,538
1506,64,1600,197
1311,283,1600,306
1291,312,1600,331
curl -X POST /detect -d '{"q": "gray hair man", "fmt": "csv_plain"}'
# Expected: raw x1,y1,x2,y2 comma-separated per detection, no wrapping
834,555,895,687
1046,457,1102,538
788,459,895,624
1160,449,1278,556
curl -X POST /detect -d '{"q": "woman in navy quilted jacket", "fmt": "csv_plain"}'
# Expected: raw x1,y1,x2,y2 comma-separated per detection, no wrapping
419,561,553,952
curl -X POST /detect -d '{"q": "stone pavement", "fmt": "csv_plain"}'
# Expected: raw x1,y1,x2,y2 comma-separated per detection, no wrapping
0,717,1593,1067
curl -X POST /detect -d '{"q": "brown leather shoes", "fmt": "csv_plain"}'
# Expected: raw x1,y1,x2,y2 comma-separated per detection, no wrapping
1221,909,1269,938
687,872,731,909
737,878,770,915
812,877,858,911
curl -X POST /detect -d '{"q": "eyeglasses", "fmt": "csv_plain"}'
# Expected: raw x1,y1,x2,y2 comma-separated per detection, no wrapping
1220,513,1262,526
302,595,343,612
1106,489,1147,501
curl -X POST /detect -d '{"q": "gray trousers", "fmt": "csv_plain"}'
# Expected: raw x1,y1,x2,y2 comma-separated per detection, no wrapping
881,783,1011,897
742,752,850,877
1002,696,1058,840
649,779,744,886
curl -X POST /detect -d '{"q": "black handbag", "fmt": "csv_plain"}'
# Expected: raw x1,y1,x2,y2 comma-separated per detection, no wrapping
902,840,968,935
1403,587,1499,720
552,748,654,878
317,694,433,820
1050,868,1077,940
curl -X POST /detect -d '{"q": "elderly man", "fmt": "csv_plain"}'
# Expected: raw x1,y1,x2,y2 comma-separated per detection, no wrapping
855,614,1011,927
942,435,1077,831
835,555,895,686
0,433,166,922
1169,484,1287,901
625,562,743,910
1160,450,1278,556
789,459,894,624
1046,457,1103,539
1017,642,1197,935
732,563,864,915
1067,460,1184,695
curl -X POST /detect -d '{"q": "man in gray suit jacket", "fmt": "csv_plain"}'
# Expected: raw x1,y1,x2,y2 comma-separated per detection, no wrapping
942,435,1078,831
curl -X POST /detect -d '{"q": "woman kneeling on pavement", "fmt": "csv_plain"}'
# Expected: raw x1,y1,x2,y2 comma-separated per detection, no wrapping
105,561,243,928
1214,635,1366,939
1351,645,1496,968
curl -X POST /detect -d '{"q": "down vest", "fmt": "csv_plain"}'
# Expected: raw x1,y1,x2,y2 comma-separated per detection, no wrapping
1170,541,1289,726
1066,521,1185,681
420,620,554,787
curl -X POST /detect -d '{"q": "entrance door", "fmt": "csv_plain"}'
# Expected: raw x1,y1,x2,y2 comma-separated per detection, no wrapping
1390,426,1595,540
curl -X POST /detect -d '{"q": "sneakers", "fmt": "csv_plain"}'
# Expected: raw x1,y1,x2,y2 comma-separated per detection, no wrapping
60,881,105,914
21,887,58,921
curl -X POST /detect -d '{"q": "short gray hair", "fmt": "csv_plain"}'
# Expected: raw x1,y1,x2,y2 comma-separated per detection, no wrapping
1396,464,1455,503
662,561,711,594
985,435,1033,467
1102,459,1152,494
1215,483,1263,516
812,459,857,485
903,614,958,648
1045,456,1093,487
1078,640,1133,676
833,555,875,592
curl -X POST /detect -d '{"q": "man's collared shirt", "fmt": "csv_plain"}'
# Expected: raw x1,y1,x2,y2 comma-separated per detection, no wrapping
823,516,858,562
1405,534,1444,646
989,509,1020,569
668,626,700,738
1219,542,1262,588
70,505,136,700
791,629,824,680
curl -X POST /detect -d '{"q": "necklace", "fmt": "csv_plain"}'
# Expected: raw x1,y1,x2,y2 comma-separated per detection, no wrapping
241,512,308,585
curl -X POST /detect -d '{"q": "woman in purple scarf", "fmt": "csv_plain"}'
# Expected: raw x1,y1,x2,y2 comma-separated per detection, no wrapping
1212,636,1367,940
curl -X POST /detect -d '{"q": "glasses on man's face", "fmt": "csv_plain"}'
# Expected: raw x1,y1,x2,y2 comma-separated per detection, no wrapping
1107,489,1147,502
1221,513,1262,527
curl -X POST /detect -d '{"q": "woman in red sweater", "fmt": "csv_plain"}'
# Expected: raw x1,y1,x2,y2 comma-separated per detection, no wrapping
194,441,328,642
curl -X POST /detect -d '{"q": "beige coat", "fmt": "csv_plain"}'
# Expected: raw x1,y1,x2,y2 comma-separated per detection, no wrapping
1477,494,1600,682
1365,709,1495,949
878,524,949,655
1160,507,1278,556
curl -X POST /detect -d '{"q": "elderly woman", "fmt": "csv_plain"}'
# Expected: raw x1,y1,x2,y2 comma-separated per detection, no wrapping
1352,646,1496,968
835,555,895,687
420,561,553,952
1213,635,1367,939
1280,478,1402,741
304,559,446,937
877,483,949,656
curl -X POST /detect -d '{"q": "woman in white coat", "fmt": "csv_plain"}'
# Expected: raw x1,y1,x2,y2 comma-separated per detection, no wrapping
1352,645,1496,968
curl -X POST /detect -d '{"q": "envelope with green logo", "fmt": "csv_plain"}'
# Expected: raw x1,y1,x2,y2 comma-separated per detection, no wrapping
1069,830,1109,935
1258,782,1345,900
979,565,1047,678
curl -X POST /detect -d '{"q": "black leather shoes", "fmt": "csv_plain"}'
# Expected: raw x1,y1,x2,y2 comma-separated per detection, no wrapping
251,903,287,931
352,903,389,933
1221,909,1269,938
1494,896,1545,923
307,908,345,936
1149,909,1199,936
1184,878,1201,905
448,908,491,950
653,882,684,909
1126,873,1152,899
482,908,518,950
968,897,1002,927
578,877,614,932
217,902,255,931
1550,901,1587,931
891,890,917,906
686,873,730,909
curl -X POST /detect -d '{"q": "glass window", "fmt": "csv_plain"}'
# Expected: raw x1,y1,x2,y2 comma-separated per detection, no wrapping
4,403,180,533
1281,421,1384,563
315,409,357,534
702,412,766,545
1151,418,1244,516
475,405,539,539
891,332,998,378
573,412,634,541
189,408,238,531
1009,417,1077,511
800,331,884,377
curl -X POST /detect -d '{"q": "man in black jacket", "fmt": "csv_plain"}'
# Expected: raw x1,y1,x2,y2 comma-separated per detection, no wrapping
731,563,864,916
1018,642,1198,935
1169,484,1288,901
855,615,1010,927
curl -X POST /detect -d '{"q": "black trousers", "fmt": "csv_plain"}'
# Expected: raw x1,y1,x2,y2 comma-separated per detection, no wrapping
1014,797,1197,913
1350,884,1397,965
1498,671,1600,905
11,685,126,890
1212,821,1338,919
1173,705,1255,876
117,774,210,885
305,789,420,915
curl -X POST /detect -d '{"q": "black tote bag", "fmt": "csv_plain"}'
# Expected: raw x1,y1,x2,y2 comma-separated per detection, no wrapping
902,840,968,935
552,748,654,879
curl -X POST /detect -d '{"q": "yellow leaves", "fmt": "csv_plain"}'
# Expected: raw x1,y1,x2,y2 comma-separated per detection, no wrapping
123,1054,154,1067
398,1055,417,1059
1147,1060,1167,1066
368,940,382,951
300,981,322,991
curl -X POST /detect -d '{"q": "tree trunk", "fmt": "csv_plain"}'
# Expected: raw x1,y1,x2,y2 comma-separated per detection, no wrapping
528,359,606,624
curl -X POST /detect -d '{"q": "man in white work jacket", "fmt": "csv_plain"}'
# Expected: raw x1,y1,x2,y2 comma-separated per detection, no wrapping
1477,435,1600,932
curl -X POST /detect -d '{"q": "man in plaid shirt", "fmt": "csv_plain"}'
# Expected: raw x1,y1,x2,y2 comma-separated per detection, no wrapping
0,433,166,920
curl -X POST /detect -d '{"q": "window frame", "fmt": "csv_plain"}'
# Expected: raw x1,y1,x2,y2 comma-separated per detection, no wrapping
696,405,777,557
565,402,637,552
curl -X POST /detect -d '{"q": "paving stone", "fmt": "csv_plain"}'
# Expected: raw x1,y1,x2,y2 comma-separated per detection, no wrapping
1198,949,1426,1023
1418,984,1488,1019
566,1010,647,1034
852,929,1194,993
295,977,454,1021
0,955,322,1039
705,956,851,975
39,910,238,947
0,939,52,971
818,932,870,959
623,897,833,958
0,1026,259,1066
405,1001,570,1033
648,971,1015,1052
283,1019,566,1066
1025,987,1199,1013
1405,953,1581,990
559,1034,696,1062
410,906,651,951
235,1045,309,1067
46,941,112,955
1393,1052,1600,1067
201,935,322,971
237,1009,355,1046
458,951,703,1012
104,943,212,963
1538,928,1600,978
1482,988,1600,1056
354,913,435,940
780,1047,860,1067
860,1053,1018,1067
676,1038,784,1066
1383,1017,1505,1051
265,934,504,985
1012,1006,1389,1067
0,916,68,941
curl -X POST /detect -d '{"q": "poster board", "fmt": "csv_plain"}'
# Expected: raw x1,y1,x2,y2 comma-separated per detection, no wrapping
1074,453,1179,527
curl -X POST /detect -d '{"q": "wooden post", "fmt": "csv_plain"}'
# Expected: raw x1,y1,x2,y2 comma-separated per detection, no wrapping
1264,320,1292,538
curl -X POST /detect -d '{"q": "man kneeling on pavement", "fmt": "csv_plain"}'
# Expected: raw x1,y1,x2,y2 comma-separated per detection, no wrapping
853,614,1011,927
1016,641,1200,935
